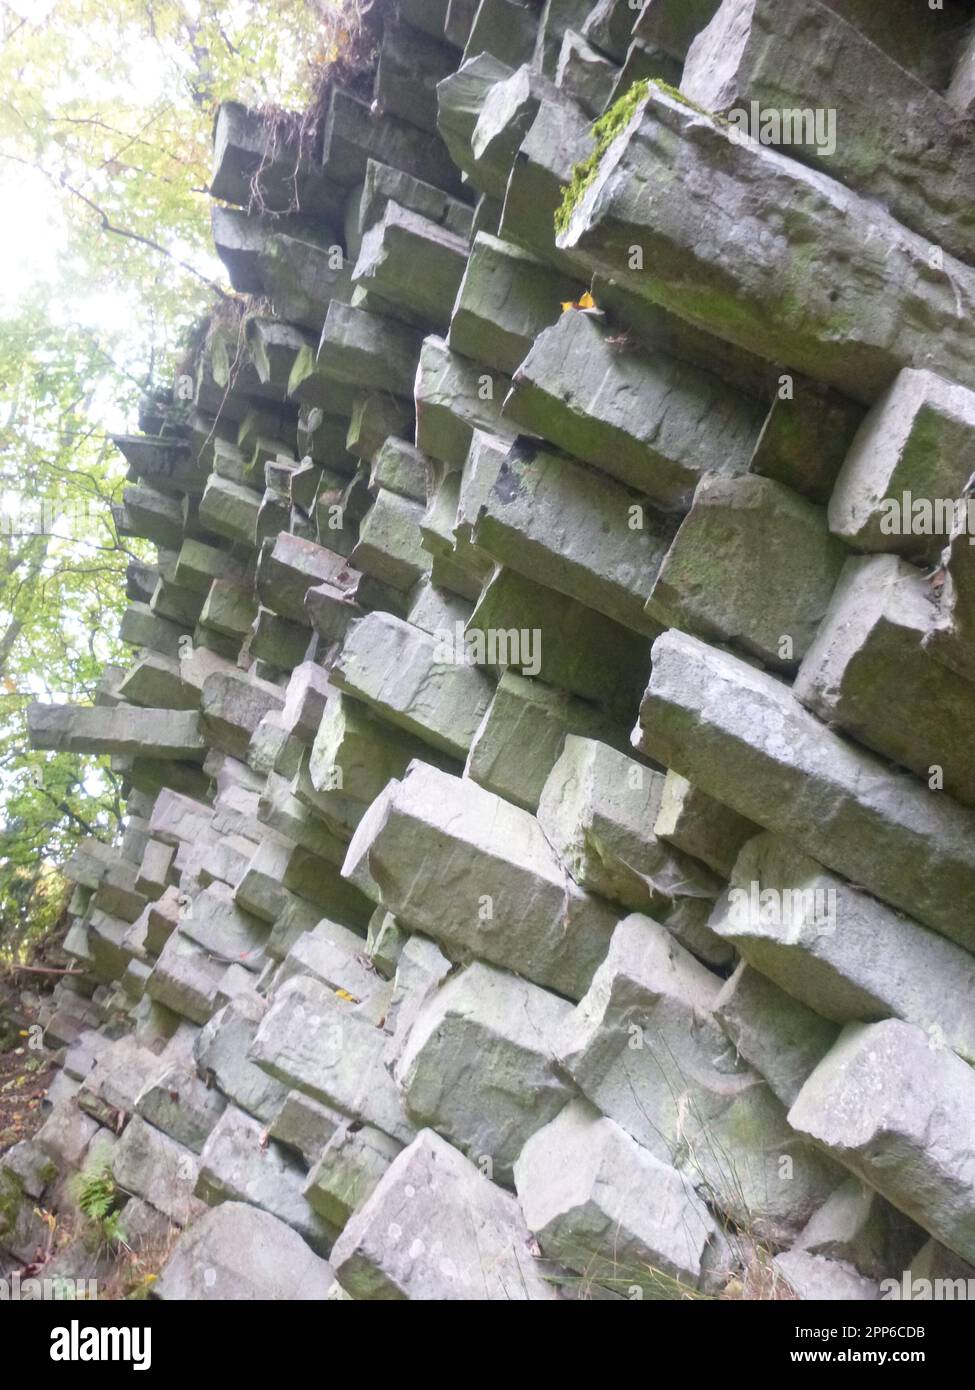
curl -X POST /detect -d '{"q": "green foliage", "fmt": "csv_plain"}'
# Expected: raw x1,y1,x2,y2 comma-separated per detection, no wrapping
69,1152,126,1248
555,80,651,237
0,1,351,955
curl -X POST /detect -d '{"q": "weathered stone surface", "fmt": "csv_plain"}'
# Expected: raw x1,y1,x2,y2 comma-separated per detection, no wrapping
196,1104,335,1253
558,86,975,404
414,335,514,467
304,1122,402,1228
147,931,227,1025
201,670,285,761
515,1098,718,1298
258,532,353,624
636,630,975,952
558,913,840,1241
322,87,461,194
344,761,618,1000
829,369,975,562
789,1019,975,1264
267,1090,344,1165
473,440,674,635
682,0,975,264
28,704,205,761
331,611,492,759
714,962,839,1109
199,474,261,547
794,1176,920,1283
135,1059,227,1154
467,63,555,201
351,489,432,593
538,737,720,912
464,0,537,68
157,1200,334,1300
211,101,343,223
506,311,762,510
195,995,289,1122
467,568,651,720
554,29,616,116
711,832,975,1065
112,1115,205,1228
277,921,378,1005
449,232,580,375
330,1128,558,1299
647,474,846,669
437,52,513,180
250,976,414,1144
358,160,472,247
795,554,975,808
653,771,756,880
465,670,620,812
772,1249,880,1302
395,962,572,1181
498,83,591,266
317,300,423,399
353,202,468,330
749,377,864,506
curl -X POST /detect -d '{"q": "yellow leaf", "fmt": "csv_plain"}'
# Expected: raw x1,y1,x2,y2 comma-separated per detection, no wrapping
335,988,359,1003
560,299,575,313
578,291,596,309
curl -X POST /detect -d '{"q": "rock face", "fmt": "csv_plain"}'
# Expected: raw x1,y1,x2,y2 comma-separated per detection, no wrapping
18,0,975,1305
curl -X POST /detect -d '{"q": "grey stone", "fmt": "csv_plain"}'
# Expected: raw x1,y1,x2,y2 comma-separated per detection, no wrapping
515,1098,718,1298
795,554,975,809
330,1128,558,1299
653,771,756,880
112,1115,205,1227
465,670,622,812
558,913,841,1242
414,335,514,468
682,0,975,265
557,86,975,404
195,995,289,1122
196,1105,335,1253
322,86,461,194
636,630,975,953
794,1177,920,1283
156,1200,334,1299
250,976,414,1144
474,441,674,636
448,232,582,376
135,1060,227,1154
317,300,423,399
28,704,205,761
201,670,285,761
648,474,846,669
772,1249,880,1302
267,1090,344,1166
789,1019,975,1265
749,377,864,506
304,1122,403,1228
507,311,762,511
343,761,618,1000
351,489,432,593
714,962,839,1109
353,202,468,330
710,831,975,1065
829,369,975,562
538,737,721,911
331,611,492,759
395,961,573,1181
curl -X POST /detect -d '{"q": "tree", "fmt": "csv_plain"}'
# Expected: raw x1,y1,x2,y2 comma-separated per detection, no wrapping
0,0,353,957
